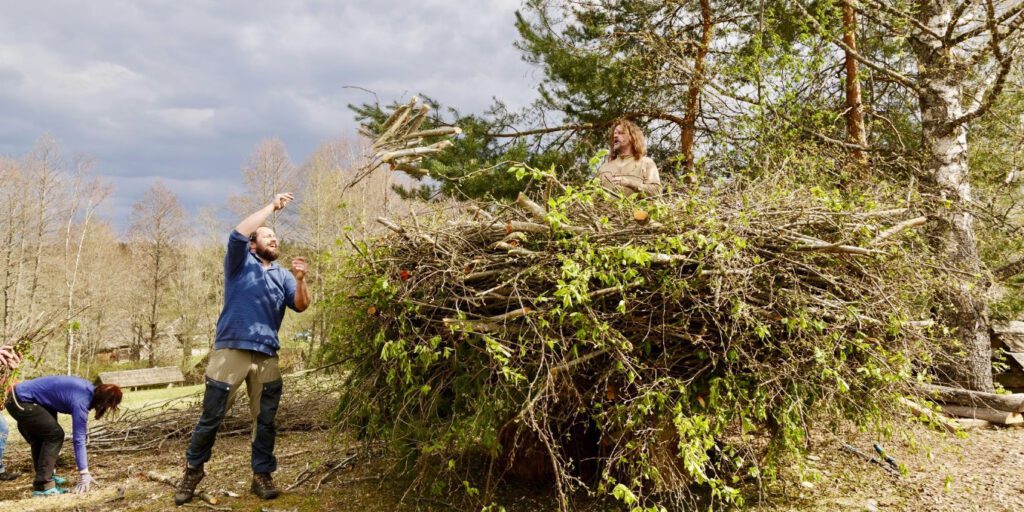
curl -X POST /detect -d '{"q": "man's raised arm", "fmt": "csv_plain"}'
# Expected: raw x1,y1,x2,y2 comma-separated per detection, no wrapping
235,193,293,236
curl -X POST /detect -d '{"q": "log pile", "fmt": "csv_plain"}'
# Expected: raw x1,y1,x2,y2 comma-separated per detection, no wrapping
922,383,1024,427
334,170,943,508
88,375,336,452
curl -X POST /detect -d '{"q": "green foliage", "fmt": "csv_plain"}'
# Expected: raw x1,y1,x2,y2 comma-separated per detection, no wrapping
971,79,1024,321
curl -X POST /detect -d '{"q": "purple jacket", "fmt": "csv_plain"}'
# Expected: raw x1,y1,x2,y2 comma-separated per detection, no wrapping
14,376,94,471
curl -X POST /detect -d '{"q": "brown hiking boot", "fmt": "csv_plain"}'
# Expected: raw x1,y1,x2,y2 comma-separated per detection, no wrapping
251,472,280,500
173,464,205,506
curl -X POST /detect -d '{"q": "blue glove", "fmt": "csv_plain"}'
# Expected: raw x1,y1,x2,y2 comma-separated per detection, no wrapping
74,471,95,494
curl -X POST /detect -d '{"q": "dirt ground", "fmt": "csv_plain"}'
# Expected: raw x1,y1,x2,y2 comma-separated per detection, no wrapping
0,421,1021,511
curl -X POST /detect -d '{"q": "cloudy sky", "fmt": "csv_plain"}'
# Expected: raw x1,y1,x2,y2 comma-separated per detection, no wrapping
0,1,540,229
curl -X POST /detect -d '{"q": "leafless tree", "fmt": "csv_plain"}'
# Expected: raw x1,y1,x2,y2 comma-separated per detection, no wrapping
129,181,188,366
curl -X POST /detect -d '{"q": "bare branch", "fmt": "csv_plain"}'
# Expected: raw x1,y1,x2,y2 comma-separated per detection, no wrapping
858,0,944,41
949,2,1024,46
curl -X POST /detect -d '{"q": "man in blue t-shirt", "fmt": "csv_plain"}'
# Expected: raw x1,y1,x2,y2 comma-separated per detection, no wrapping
175,193,310,506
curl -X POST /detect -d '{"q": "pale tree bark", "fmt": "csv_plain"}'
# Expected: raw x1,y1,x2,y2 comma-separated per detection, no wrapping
0,157,28,339
129,181,188,366
23,135,64,317
798,0,1021,391
63,161,111,375
906,0,1021,391
231,137,298,232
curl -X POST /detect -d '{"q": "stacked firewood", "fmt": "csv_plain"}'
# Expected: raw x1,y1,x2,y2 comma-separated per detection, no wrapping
923,383,1024,427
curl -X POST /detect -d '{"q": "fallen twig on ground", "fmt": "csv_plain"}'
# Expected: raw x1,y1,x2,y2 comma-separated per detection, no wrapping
90,376,336,452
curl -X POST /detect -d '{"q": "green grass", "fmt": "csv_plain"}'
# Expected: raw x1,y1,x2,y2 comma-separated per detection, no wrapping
118,383,203,409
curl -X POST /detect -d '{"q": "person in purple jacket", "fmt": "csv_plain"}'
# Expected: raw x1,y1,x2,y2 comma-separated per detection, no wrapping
174,192,310,506
4,375,122,496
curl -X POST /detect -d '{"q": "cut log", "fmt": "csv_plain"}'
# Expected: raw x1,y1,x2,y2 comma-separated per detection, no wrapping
919,383,1024,413
952,418,992,429
939,404,1023,425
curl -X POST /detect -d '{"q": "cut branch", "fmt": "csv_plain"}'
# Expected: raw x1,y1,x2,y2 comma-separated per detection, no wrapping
870,216,927,245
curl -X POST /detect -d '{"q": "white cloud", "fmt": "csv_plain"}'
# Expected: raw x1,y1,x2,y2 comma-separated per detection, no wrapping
0,1,540,231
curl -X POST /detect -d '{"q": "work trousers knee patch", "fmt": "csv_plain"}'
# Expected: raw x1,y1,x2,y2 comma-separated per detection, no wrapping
257,380,282,425
201,378,231,420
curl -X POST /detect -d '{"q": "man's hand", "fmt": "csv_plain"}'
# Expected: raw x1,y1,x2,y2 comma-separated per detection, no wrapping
291,257,307,280
272,193,294,211
610,175,642,193
0,345,21,369
74,471,95,494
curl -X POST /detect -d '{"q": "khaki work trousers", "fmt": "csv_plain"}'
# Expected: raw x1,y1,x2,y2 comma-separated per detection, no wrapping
185,348,283,473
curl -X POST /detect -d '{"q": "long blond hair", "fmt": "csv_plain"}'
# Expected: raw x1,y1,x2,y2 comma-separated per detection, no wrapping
608,118,646,159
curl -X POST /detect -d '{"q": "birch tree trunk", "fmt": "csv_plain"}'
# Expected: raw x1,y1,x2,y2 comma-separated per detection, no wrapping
913,0,992,391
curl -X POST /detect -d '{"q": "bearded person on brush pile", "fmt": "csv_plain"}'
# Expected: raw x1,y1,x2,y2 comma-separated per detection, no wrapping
4,375,122,496
596,118,662,197
0,345,23,482
175,192,310,506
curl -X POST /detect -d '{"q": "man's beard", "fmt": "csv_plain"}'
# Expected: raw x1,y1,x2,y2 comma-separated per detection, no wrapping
255,246,279,262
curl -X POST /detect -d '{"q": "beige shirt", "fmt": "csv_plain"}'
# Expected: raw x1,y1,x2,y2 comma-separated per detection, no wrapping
597,156,662,197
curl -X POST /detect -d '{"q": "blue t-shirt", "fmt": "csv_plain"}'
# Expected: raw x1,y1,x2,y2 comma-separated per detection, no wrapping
14,376,94,471
213,230,298,356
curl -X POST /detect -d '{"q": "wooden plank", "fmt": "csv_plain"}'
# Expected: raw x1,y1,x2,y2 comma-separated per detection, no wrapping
1005,352,1024,370
940,404,1023,425
98,366,184,388
919,383,1024,413
993,321,1024,352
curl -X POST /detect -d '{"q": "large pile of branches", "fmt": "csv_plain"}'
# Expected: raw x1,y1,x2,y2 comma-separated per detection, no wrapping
331,165,945,510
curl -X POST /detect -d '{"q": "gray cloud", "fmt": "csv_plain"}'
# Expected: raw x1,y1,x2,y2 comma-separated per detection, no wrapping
0,1,539,230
